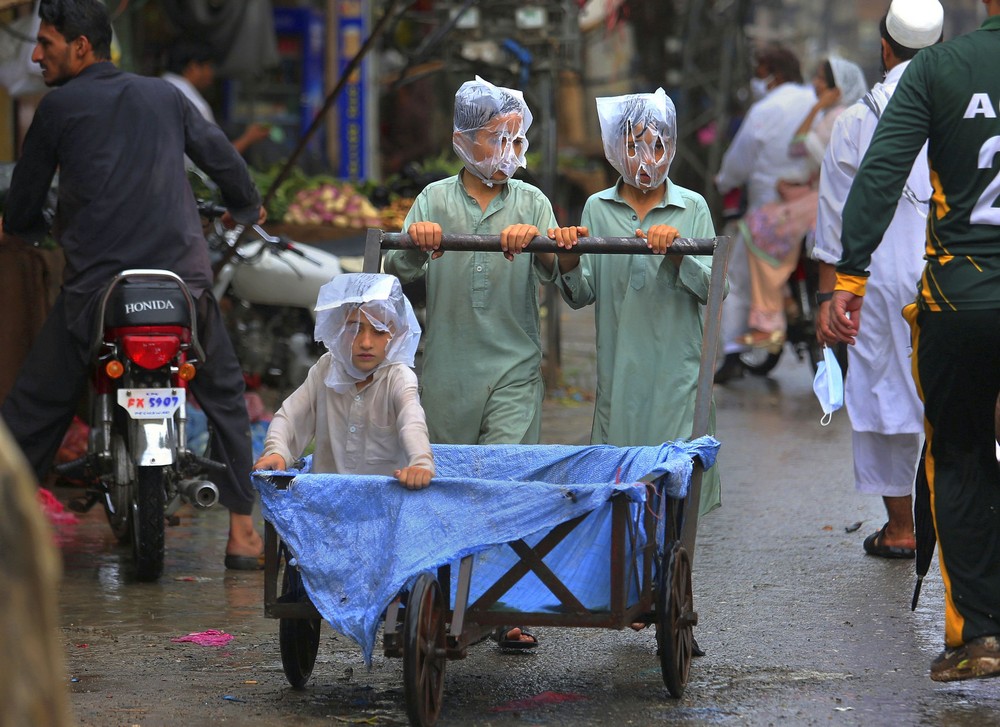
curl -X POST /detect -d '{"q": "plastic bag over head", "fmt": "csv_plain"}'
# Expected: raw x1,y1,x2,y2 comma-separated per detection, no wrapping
452,75,532,187
313,273,421,393
597,88,677,190
812,345,844,426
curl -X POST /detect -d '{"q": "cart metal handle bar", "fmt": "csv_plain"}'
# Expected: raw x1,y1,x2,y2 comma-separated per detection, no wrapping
365,230,720,271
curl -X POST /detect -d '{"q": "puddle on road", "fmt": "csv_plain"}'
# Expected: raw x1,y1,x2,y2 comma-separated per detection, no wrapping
52,486,268,634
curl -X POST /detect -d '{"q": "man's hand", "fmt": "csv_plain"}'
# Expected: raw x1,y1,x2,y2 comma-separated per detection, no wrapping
395,466,433,489
829,290,863,345
500,223,540,261
815,300,838,345
220,206,267,229
408,221,444,259
253,453,286,471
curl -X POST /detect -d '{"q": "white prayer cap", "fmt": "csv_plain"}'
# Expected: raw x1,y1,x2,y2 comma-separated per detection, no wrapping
886,0,944,50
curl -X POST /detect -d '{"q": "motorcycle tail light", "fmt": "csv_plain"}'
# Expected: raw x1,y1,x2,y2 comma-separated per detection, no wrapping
104,359,125,379
122,334,181,370
178,362,197,381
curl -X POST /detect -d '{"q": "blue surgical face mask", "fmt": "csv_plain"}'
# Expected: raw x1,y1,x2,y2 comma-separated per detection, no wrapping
813,345,844,426
750,75,773,100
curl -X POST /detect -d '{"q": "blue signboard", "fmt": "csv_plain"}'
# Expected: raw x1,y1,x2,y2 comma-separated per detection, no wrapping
335,1,369,181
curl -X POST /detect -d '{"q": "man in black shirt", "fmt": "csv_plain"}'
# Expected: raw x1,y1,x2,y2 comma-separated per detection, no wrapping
0,0,266,568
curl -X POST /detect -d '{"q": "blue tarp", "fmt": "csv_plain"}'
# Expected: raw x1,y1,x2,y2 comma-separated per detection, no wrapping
254,437,719,664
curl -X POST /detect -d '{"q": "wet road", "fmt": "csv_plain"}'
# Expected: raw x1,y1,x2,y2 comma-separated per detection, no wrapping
51,305,1000,726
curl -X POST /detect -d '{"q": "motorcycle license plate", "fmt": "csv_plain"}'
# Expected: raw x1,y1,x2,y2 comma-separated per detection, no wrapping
117,388,185,419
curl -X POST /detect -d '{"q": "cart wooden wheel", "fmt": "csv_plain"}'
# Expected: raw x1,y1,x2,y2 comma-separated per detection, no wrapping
657,544,696,698
278,553,321,689
403,572,446,727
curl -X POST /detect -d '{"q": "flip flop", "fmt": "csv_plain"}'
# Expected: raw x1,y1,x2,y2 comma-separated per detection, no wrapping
224,553,265,570
494,626,538,651
862,523,915,559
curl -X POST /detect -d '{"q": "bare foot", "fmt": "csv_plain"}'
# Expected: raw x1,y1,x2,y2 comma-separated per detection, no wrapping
226,512,263,557
630,622,649,631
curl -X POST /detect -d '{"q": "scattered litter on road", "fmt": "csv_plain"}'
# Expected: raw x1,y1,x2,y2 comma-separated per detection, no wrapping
844,521,863,533
221,695,246,703
170,629,233,647
490,690,588,712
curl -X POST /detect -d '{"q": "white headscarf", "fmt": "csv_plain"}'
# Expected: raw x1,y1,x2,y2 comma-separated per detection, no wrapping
313,273,421,393
597,88,677,190
452,76,532,187
828,57,867,108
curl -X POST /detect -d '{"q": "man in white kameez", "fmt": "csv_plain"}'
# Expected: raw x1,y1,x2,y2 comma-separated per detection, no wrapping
812,0,944,558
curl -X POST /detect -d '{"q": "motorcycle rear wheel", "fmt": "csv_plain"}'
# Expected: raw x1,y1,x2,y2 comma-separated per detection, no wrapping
131,466,166,582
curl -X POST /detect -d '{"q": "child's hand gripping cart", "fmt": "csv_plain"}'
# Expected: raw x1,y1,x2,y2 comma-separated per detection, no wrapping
254,230,730,727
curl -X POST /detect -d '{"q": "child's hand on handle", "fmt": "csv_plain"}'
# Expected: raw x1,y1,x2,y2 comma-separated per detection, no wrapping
638,225,680,265
547,225,588,273
547,225,588,249
396,466,433,489
408,221,444,259
500,223,540,261
253,453,286,471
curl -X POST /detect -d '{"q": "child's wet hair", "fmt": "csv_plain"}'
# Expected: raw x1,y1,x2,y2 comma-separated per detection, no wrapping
454,88,523,133
615,95,674,140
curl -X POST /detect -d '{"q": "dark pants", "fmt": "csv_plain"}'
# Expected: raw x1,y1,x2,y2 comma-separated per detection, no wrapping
913,309,1000,647
0,289,255,516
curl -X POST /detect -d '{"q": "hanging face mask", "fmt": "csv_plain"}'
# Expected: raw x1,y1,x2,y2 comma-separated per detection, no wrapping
812,345,844,426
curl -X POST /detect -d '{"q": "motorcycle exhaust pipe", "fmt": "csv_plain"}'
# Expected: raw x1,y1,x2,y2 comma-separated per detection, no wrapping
178,479,219,509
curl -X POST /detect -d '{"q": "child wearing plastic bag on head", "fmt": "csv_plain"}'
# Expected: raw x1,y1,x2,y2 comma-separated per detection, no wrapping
549,88,723,518
385,76,581,652
383,76,571,447
253,273,435,489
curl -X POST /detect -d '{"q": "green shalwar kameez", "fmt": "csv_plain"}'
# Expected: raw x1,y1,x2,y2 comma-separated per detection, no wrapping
559,179,721,515
383,174,557,445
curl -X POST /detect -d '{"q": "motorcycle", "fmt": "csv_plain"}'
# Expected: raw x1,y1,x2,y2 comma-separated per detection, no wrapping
56,269,226,581
199,202,344,398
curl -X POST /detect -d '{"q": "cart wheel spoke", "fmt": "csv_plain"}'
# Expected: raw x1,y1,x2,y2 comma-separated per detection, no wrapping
657,544,695,698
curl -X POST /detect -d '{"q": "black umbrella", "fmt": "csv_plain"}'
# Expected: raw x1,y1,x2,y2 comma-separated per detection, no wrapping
911,442,935,610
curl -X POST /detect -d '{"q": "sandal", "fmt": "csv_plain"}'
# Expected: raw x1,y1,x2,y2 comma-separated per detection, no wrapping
494,626,538,651
862,523,915,559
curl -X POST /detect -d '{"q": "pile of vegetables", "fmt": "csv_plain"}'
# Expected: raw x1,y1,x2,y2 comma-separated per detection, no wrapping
283,183,384,228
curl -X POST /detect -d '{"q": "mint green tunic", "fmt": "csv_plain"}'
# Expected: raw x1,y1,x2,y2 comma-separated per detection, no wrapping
559,179,721,515
383,175,557,445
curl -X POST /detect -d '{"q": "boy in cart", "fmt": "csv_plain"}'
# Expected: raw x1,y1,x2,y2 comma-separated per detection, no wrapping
549,88,723,519
253,273,434,489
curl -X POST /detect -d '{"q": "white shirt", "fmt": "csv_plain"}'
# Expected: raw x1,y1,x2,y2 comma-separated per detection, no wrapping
162,72,215,123
262,355,435,475
813,61,926,435
715,82,817,210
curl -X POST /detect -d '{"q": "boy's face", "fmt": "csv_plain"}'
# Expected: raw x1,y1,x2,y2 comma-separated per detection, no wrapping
347,308,392,375
620,120,672,190
456,111,528,184
624,121,668,187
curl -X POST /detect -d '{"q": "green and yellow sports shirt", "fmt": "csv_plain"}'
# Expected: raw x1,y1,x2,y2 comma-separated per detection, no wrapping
837,15,1000,311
